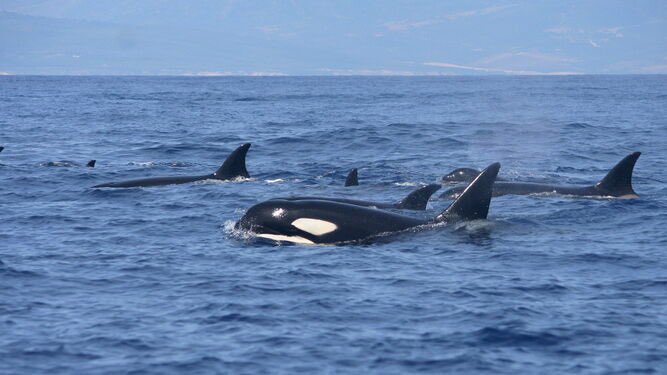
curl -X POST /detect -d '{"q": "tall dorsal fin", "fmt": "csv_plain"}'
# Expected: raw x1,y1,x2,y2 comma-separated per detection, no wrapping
435,162,500,223
345,168,358,187
214,143,251,179
396,184,441,210
87,160,96,168
595,152,640,197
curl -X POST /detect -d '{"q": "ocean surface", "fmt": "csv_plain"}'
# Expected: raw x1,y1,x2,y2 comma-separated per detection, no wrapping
1,75,666,374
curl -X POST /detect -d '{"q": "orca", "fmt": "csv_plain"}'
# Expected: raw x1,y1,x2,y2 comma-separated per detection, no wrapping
276,184,441,211
442,167,505,183
87,160,96,168
93,143,250,188
441,152,640,199
0,146,4,153
345,168,359,186
235,163,500,245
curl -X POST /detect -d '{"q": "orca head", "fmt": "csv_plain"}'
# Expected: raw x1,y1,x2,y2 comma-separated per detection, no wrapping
236,200,339,244
442,168,481,183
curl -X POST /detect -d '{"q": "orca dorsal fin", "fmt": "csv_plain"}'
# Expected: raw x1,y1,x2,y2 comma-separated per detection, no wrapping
595,152,640,197
345,168,359,187
396,184,441,210
435,162,500,223
87,160,96,168
214,143,251,180
0,146,4,153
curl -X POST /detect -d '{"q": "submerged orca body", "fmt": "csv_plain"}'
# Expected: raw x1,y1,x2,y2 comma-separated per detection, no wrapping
345,168,359,187
276,184,441,211
93,143,251,188
236,163,500,245
43,159,97,168
441,152,640,199
442,167,506,183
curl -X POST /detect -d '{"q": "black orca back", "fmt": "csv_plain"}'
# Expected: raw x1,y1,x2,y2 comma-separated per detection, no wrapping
275,183,441,211
94,142,251,188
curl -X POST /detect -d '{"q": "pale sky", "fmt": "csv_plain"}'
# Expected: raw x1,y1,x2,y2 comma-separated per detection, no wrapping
0,0,665,75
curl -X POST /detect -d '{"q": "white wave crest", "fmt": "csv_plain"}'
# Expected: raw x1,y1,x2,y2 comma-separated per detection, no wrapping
194,177,255,185
223,219,255,241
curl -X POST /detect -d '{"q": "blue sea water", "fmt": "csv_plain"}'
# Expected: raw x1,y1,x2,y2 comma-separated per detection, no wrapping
1,75,666,374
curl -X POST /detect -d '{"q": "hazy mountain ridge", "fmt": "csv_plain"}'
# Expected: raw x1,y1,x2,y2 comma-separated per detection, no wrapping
1,1,665,75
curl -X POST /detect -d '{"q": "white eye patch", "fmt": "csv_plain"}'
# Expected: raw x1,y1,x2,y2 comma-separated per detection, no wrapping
291,218,338,236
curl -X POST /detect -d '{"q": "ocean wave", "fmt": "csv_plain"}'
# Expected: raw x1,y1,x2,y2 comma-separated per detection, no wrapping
473,327,567,347
0,262,42,278
41,161,78,167
234,97,265,102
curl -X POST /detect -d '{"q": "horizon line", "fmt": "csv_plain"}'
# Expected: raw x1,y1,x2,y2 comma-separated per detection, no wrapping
1,73,666,77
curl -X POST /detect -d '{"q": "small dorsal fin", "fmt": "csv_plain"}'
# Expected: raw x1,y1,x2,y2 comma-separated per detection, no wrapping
396,184,441,210
0,146,4,153
214,143,251,180
345,168,359,187
595,152,640,197
87,160,96,168
435,162,500,223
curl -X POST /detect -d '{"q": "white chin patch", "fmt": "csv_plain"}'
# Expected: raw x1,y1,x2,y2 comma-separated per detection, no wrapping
291,218,338,236
257,233,315,245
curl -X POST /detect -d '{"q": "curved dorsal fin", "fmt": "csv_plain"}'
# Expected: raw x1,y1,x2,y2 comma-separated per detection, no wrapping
595,152,640,197
214,143,251,180
396,184,441,210
87,160,96,167
436,162,500,223
345,168,359,187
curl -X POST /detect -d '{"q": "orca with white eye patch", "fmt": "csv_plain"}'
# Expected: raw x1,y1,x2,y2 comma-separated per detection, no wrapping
236,163,500,245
